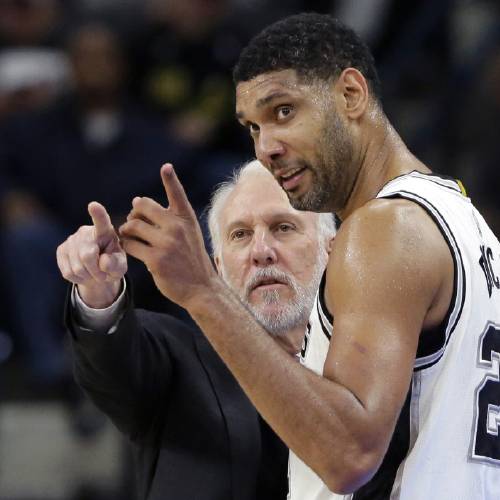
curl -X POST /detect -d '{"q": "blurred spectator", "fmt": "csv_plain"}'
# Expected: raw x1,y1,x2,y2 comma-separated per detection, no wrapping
353,0,454,161
0,0,63,47
0,0,70,122
0,22,193,394
453,2,500,236
130,0,252,186
0,48,69,120
66,0,146,38
0,0,70,372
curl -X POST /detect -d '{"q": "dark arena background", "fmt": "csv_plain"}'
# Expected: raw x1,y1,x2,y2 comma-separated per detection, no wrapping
0,1,498,499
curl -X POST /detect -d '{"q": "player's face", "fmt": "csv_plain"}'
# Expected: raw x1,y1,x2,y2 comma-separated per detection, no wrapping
216,169,328,336
236,69,354,213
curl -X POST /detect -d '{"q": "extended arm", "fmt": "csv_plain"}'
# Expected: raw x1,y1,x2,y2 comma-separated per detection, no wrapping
57,202,173,440
120,166,453,492
67,290,175,441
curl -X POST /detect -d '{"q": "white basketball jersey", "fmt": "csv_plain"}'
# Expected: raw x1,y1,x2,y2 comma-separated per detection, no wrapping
288,171,500,500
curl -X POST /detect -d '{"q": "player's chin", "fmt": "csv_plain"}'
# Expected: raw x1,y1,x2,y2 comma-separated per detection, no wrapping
285,184,310,209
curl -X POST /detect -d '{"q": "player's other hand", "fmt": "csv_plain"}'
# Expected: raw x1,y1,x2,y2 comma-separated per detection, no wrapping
56,201,127,308
119,164,217,309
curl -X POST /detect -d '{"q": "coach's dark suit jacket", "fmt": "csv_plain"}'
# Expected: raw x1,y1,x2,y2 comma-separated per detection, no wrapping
66,290,288,500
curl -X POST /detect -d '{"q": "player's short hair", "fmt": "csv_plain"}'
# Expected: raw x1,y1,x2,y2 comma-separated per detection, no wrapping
233,12,381,100
207,159,336,257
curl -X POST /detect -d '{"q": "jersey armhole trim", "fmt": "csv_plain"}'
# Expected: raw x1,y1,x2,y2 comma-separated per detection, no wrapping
381,191,466,371
317,272,333,340
376,171,463,198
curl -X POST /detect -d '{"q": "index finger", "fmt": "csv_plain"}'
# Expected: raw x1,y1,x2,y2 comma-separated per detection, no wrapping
88,201,115,239
160,163,194,216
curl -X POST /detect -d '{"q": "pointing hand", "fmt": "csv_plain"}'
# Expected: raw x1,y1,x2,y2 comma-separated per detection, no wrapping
56,202,127,308
119,164,217,308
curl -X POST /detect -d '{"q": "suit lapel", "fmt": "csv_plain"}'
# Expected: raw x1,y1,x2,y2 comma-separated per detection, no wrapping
194,332,261,500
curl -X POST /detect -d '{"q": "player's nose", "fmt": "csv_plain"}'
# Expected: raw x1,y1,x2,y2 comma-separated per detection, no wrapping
256,129,285,166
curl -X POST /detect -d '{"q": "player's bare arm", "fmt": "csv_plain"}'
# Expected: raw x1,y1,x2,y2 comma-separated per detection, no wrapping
119,165,453,494
56,201,127,308
318,197,454,488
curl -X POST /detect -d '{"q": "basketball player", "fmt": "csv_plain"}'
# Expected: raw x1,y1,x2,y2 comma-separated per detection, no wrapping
56,159,334,499
118,13,500,500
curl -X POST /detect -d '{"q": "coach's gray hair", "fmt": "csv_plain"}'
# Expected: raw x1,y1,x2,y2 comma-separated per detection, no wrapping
207,159,336,257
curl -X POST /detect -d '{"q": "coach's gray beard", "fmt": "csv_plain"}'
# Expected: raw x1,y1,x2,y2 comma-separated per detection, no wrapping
222,264,323,337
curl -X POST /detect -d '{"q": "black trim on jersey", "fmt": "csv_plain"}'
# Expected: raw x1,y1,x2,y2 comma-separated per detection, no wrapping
375,171,462,199
410,170,462,189
318,271,333,324
381,191,466,371
352,385,412,500
334,213,343,231
317,271,333,340
408,172,463,195
300,322,312,360
317,302,331,341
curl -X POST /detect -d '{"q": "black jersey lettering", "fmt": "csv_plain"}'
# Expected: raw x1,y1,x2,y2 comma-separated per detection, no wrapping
479,245,500,297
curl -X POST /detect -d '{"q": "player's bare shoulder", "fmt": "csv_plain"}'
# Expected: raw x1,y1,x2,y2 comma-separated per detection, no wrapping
331,196,450,265
326,197,454,330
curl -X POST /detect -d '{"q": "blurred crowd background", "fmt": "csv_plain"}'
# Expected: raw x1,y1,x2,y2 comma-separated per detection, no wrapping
0,0,498,499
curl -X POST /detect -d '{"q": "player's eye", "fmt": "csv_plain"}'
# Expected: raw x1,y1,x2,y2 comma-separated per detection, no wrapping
248,123,260,134
276,105,294,121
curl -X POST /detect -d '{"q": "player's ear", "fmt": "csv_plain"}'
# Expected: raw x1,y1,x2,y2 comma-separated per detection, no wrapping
335,68,369,120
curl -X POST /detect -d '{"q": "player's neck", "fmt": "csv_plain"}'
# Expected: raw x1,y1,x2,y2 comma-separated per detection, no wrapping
338,124,429,220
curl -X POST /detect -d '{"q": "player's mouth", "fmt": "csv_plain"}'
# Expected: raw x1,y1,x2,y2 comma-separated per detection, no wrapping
277,166,307,192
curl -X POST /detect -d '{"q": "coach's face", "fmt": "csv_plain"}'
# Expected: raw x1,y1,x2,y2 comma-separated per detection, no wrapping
215,168,328,336
236,69,355,213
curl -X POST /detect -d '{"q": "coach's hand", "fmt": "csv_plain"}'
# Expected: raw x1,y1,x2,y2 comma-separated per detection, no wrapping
119,163,217,308
56,202,127,308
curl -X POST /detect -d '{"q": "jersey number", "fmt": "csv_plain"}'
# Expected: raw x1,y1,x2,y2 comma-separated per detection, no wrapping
471,323,500,464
